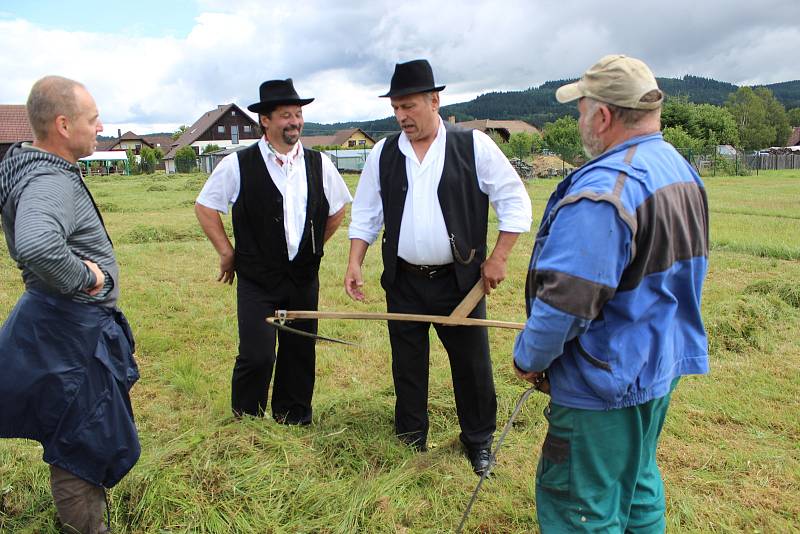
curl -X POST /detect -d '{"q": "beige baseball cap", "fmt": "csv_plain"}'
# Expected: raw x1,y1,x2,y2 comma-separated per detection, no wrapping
556,54,663,110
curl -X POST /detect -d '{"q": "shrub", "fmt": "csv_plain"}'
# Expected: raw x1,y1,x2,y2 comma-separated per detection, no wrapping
175,146,197,173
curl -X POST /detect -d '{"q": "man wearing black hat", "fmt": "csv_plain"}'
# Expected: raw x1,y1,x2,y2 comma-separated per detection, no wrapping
196,78,352,422
344,60,532,475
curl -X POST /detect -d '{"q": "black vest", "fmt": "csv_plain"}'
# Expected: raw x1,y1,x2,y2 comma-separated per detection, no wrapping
232,143,328,290
379,123,489,291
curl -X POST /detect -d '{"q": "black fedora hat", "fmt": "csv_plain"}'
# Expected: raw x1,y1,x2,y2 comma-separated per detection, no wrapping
247,78,314,114
380,59,446,98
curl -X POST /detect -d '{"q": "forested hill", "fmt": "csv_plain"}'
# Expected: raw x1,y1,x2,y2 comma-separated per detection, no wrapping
303,75,800,137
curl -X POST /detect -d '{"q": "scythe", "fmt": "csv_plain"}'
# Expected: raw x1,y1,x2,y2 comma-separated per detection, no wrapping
265,279,525,343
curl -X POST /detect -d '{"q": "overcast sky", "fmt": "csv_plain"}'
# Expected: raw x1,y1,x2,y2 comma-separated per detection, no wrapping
1,0,799,135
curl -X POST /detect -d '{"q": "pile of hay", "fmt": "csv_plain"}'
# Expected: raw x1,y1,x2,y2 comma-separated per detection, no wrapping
531,155,574,177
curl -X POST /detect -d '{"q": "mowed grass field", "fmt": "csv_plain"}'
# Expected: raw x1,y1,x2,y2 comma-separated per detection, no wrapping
1,169,798,533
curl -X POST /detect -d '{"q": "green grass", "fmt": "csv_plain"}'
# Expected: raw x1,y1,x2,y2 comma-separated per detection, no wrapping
1,170,799,532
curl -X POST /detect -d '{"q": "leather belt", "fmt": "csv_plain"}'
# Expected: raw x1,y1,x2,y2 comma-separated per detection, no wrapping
397,258,453,279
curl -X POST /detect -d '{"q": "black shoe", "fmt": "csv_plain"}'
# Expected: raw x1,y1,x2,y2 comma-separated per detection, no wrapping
466,447,493,476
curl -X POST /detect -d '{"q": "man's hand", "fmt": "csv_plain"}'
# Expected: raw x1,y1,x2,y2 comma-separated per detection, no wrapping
344,262,365,301
480,255,507,294
195,203,235,285
345,238,369,301
513,360,550,394
82,260,105,296
218,251,235,284
481,231,520,294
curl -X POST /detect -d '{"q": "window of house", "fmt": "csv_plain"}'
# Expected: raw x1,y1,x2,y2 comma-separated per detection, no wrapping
231,110,236,116
348,140,356,147
231,125,239,144
243,125,251,133
218,125,225,134
358,139,366,145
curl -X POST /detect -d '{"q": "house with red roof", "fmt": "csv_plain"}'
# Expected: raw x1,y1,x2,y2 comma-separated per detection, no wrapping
0,105,34,160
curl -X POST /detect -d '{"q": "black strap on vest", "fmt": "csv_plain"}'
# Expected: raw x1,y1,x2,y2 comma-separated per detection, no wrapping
232,143,327,290
378,122,488,291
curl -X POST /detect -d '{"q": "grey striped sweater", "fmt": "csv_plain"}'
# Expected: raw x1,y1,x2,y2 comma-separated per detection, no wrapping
0,143,119,307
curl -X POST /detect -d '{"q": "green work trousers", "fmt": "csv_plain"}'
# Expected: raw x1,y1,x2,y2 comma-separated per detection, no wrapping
535,380,678,533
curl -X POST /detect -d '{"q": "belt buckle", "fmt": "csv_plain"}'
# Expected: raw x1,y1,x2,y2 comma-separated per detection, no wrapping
427,267,439,279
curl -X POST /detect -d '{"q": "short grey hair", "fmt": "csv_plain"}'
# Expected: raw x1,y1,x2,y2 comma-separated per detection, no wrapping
26,75,84,140
586,90,662,128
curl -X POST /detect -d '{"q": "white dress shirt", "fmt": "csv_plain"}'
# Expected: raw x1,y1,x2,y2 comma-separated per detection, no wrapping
349,118,532,265
197,137,352,260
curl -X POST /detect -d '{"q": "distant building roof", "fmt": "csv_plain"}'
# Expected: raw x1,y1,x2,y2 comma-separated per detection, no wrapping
119,130,141,141
787,126,800,146
164,103,254,159
301,128,375,148
102,131,176,153
455,119,541,138
0,105,34,143
301,134,337,147
143,134,175,153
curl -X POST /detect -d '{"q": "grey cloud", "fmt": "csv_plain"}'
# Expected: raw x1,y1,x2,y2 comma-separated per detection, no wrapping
5,0,800,131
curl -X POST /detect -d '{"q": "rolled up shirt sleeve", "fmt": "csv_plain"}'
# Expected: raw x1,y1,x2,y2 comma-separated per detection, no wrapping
196,153,240,213
473,130,532,234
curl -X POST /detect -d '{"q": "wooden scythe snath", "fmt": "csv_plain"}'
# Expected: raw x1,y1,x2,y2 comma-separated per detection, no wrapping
265,280,525,344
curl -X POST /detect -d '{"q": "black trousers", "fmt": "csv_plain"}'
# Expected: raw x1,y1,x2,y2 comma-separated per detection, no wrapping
231,275,318,423
384,268,496,450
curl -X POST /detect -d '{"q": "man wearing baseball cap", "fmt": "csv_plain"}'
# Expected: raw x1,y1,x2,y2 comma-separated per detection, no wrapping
195,78,351,422
513,55,709,531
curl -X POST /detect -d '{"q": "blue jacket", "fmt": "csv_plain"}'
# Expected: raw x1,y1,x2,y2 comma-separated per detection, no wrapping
0,290,140,487
513,133,709,410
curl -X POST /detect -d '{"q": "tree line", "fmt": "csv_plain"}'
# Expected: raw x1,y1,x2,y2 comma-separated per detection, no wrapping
132,76,800,176
305,76,800,149
494,84,797,167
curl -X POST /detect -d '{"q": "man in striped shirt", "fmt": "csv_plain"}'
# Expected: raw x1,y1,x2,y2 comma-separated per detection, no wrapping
0,76,140,534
